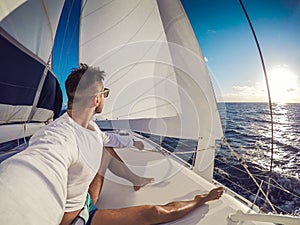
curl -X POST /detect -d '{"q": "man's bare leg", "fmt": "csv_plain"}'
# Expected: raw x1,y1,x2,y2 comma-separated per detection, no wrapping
89,147,153,204
90,187,224,225
104,147,154,190
89,174,105,204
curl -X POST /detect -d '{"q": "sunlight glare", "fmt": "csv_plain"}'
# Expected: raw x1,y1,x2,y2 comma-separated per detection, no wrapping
267,66,298,103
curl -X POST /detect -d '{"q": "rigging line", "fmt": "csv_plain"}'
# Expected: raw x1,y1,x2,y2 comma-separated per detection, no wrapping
215,162,263,182
129,134,195,168
251,180,264,210
171,150,194,155
271,178,300,199
215,164,271,185
219,154,299,200
214,171,290,214
167,138,198,149
144,136,197,153
214,172,266,202
214,172,262,201
223,138,277,213
27,64,51,123
172,146,215,155
238,0,275,211
215,158,258,176
215,156,271,178
154,138,194,153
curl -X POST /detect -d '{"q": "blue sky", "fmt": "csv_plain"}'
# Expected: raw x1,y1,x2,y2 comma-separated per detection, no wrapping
181,0,300,103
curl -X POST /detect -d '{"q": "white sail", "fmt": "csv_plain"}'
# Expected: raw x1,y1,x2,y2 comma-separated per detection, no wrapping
80,0,223,143
0,0,64,62
1,1,298,224
80,0,180,122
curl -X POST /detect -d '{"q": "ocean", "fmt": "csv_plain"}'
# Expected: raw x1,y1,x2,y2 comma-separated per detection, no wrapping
150,102,300,215
216,102,300,215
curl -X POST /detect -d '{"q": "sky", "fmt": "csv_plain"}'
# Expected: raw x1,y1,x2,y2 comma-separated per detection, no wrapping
181,0,300,103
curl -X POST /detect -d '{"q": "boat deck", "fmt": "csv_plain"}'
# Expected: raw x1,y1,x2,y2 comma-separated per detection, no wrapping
95,136,273,225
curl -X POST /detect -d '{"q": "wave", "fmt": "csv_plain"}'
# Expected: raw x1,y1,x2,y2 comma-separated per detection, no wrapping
215,102,300,215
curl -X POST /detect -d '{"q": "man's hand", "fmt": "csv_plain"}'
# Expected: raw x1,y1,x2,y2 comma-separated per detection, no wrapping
133,140,144,150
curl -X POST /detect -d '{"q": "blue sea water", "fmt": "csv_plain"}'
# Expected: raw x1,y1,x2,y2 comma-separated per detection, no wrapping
215,102,300,215
146,102,300,215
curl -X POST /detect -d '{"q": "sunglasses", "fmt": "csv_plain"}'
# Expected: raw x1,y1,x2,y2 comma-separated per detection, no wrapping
98,88,110,98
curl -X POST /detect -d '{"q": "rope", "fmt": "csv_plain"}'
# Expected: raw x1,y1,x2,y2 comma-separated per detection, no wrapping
172,146,215,155
271,178,300,199
222,138,277,213
251,180,264,210
238,0,275,210
215,154,300,206
214,171,289,214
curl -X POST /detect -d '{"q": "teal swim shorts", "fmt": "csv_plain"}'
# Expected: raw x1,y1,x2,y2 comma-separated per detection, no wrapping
71,193,98,225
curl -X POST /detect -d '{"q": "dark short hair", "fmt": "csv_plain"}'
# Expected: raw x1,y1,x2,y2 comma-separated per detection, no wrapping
65,63,105,106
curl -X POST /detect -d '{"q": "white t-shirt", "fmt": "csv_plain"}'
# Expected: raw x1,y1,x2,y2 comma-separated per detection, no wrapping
0,113,133,225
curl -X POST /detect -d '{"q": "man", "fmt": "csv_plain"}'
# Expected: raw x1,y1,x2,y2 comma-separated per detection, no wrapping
0,64,223,225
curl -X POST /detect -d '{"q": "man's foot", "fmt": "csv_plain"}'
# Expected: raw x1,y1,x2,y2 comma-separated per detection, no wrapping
205,187,224,201
133,177,154,191
194,187,224,205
